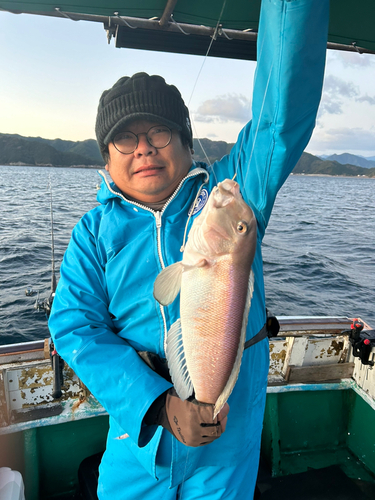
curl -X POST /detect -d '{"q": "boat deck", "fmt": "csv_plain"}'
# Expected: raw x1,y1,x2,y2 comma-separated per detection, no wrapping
1,316,375,499
257,459,375,499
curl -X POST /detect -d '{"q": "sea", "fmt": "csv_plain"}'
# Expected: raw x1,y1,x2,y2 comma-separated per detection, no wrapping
0,165,374,345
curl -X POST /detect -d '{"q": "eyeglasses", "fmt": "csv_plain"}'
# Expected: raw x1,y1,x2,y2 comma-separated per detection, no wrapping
112,125,172,154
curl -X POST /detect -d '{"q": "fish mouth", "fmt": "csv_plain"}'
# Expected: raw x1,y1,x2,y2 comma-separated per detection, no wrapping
211,180,241,208
218,179,240,196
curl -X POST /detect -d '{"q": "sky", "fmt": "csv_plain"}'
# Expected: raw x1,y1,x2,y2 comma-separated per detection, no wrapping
1,11,375,158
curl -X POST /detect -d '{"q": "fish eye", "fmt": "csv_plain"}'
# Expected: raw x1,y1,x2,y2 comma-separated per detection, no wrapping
236,221,248,234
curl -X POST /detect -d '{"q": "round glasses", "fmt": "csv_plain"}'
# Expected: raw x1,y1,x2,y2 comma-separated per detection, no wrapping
112,125,172,155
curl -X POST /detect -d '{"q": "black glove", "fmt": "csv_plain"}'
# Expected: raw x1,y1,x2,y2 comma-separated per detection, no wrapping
144,388,229,447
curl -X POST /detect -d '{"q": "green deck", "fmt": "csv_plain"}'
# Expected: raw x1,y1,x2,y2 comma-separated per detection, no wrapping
1,386,374,499
262,388,375,482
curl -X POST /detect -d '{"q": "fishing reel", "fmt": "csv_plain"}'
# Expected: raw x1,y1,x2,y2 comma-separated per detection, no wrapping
34,291,55,317
343,319,375,367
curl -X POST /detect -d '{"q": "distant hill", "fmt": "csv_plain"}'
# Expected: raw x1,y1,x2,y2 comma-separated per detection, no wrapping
193,138,234,163
0,133,374,177
324,153,375,169
0,133,103,167
20,135,103,163
293,151,375,177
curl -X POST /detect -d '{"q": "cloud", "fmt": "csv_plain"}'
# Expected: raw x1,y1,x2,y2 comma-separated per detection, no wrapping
331,51,375,68
309,127,375,153
324,75,359,98
318,75,359,117
194,94,251,123
356,94,375,105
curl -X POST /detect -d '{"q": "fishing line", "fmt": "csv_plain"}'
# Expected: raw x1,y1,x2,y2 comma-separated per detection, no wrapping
234,24,273,189
187,0,228,188
187,0,227,108
191,121,218,186
242,58,274,188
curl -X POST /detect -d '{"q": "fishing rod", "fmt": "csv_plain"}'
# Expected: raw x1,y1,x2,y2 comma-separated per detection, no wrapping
33,177,64,399
34,177,57,313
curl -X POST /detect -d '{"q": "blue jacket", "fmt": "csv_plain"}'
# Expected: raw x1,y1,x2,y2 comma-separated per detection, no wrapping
49,0,329,488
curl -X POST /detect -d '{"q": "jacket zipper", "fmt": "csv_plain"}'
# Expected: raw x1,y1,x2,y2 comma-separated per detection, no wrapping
98,167,209,356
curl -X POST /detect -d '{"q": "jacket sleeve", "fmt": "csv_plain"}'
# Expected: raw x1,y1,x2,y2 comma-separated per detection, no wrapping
48,213,172,446
227,0,329,236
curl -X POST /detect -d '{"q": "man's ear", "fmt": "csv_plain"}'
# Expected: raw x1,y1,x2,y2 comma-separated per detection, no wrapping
105,164,109,171
190,149,195,155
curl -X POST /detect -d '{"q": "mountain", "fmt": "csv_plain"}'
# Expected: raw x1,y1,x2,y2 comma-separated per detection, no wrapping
294,152,375,177
193,138,234,163
0,133,104,167
19,135,103,163
0,133,374,177
324,153,375,169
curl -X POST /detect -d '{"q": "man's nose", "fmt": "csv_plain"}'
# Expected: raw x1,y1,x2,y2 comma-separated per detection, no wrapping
134,133,156,156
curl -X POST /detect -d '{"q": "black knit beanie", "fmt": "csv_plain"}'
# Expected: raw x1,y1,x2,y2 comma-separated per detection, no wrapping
95,72,193,159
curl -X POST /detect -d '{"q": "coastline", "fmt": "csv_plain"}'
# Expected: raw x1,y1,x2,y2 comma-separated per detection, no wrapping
291,173,375,179
2,166,373,178
2,163,103,169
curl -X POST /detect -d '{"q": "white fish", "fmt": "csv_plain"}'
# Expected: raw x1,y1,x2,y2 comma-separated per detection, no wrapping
154,179,257,417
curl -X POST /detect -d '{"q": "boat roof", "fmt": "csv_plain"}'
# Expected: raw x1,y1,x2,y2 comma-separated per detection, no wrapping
1,0,374,59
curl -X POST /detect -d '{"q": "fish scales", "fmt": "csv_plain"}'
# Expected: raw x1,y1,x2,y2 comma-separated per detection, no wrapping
153,179,257,416
181,259,250,404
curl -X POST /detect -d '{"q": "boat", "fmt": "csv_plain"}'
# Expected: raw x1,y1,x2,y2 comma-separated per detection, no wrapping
1,316,375,499
1,1,374,499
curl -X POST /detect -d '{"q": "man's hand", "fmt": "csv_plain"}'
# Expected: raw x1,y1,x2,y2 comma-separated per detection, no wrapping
144,388,230,447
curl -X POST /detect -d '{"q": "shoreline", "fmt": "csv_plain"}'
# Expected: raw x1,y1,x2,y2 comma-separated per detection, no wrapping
1,163,103,169
291,173,374,179
2,165,373,178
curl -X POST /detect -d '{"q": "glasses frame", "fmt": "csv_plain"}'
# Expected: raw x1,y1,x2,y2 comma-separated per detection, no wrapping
112,125,172,155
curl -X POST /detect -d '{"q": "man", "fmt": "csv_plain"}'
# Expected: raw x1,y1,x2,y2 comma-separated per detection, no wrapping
49,0,329,498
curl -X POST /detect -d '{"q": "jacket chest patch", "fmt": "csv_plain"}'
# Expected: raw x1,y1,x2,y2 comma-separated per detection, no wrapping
188,188,209,216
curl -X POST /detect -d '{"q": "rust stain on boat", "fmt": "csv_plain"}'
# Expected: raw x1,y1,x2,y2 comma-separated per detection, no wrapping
327,340,344,356
314,339,344,359
269,341,288,375
19,367,53,389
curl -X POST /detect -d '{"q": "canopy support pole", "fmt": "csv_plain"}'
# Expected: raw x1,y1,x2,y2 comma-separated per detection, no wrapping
159,0,178,27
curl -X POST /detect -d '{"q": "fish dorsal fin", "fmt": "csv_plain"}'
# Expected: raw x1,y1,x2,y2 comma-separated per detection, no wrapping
213,269,255,418
153,262,183,306
166,319,194,401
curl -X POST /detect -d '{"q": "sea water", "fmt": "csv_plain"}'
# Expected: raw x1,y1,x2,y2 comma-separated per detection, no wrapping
0,166,374,345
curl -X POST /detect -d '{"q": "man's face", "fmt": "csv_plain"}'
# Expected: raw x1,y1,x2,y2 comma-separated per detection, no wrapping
106,119,192,204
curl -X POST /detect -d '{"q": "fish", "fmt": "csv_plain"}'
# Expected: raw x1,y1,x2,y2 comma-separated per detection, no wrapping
153,179,257,417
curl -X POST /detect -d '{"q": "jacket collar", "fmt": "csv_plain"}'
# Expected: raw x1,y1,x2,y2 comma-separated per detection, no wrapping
96,162,209,213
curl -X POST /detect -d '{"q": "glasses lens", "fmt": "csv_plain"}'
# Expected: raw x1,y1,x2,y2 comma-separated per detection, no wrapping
147,126,171,149
113,131,137,154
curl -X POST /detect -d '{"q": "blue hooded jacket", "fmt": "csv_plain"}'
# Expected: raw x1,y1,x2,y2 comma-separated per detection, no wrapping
49,0,329,489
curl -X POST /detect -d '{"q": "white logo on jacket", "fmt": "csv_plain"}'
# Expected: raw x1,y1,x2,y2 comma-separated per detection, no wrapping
188,188,209,216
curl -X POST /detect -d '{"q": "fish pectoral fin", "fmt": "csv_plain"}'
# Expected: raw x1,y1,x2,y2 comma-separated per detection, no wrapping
166,319,194,401
153,262,183,306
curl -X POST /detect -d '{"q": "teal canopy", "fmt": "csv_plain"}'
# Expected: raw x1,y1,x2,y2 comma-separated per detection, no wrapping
1,0,374,57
